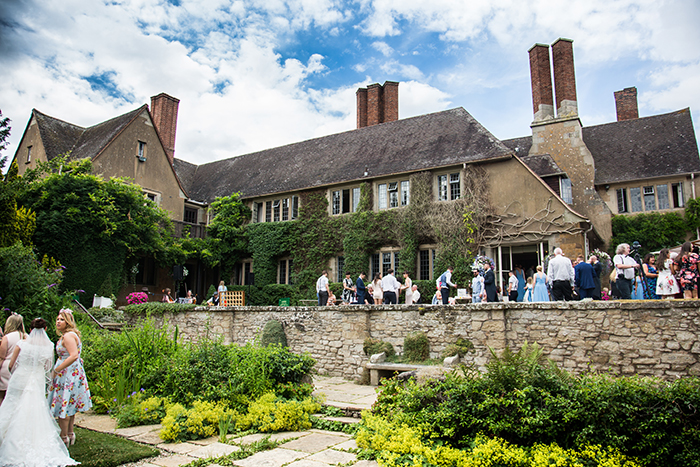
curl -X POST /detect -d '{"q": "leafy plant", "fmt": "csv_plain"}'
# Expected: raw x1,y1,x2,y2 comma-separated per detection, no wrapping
260,319,287,347
403,332,429,362
363,337,396,358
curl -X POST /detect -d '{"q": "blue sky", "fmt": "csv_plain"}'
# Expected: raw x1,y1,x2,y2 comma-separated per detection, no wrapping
1,0,699,168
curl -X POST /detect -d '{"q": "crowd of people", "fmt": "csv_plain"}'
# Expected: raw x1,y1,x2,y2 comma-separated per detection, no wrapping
0,309,92,466
316,268,424,306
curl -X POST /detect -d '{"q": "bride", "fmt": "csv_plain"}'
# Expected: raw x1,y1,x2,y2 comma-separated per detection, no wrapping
0,317,77,466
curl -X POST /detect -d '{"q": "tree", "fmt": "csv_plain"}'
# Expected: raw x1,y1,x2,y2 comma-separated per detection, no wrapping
0,109,10,156
610,212,690,257
19,157,179,304
201,192,251,274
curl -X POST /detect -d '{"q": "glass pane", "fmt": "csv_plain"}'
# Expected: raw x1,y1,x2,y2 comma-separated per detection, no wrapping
438,175,447,201
560,178,572,204
342,189,350,213
372,253,380,278
617,189,627,213
291,196,299,219
282,198,289,221
401,181,410,206
273,200,280,222
643,192,656,211
450,176,460,200
337,256,345,282
501,247,511,271
394,252,400,271
389,190,399,208
420,250,430,280
630,187,642,212
657,184,669,210
332,191,341,215
382,252,391,273
379,184,387,209
266,201,272,222
353,187,361,212
279,260,286,284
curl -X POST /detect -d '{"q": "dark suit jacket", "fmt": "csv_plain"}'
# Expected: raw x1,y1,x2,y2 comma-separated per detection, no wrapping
575,262,596,290
483,269,498,302
356,276,367,303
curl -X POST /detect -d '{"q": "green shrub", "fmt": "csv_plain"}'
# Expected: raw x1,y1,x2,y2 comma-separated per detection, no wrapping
122,302,197,315
370,343,700,466
363,337,395,358
441,337,474,359
237,393,320,433
260,319,287,347
160,400,235,442
113,392,170,428
403,332,429,362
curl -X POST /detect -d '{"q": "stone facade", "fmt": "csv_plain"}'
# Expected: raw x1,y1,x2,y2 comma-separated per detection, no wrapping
127,300,700,381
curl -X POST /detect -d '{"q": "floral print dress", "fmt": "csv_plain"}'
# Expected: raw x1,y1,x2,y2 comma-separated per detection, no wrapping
678,253,699,292
49,332,92,418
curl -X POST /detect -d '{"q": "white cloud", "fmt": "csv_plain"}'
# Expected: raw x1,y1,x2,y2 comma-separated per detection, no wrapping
371,41,393,57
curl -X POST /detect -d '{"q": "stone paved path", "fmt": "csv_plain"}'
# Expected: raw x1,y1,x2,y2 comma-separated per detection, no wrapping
75,376,380,467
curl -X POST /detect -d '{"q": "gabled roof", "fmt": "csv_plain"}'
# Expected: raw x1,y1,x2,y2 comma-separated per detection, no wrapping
582,108,700,185
503,108,700,186
173,158,198,194
33,106,145,162
181,107,514,202
518,154,566,178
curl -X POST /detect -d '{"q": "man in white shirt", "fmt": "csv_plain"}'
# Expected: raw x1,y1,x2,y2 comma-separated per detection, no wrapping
613,243,639,299
546,248,575,301
381,269,402,304
508,271,519,302
316,270,329,306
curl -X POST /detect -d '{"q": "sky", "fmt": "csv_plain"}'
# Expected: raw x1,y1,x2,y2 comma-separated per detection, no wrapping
1,0,699,169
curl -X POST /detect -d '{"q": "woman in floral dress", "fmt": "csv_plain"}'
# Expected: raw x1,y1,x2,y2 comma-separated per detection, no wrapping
49,309,92,446
642,254,659,299
675,242,699,299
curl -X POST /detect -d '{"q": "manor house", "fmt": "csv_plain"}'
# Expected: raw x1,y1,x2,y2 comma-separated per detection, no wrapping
10,39,700,301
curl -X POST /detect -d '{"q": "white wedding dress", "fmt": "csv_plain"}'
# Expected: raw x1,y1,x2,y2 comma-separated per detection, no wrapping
0,328,78,467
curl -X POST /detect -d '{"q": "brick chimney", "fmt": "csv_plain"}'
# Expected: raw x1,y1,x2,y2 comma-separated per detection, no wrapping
551,38,578,118
614,87,639,121
150,93,180,165
356,81,399,128
528,43,554,122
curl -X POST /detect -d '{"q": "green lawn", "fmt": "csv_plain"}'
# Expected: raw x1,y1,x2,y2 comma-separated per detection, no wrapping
68,427,160,467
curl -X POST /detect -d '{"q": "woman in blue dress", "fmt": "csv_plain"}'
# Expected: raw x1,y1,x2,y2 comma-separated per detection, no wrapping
532,265,550,302
515,265,526,302
642,253,659,299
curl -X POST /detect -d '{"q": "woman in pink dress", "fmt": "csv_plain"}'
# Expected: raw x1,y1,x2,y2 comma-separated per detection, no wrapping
674,242,698,299
48,309,92,446
0,314,26,405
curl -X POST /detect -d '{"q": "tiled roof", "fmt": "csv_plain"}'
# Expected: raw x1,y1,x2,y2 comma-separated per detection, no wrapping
504,109,700,186
181,108,514,202
173,158,198,194
582,108,700,185
518,154,566,178
33,106,145,162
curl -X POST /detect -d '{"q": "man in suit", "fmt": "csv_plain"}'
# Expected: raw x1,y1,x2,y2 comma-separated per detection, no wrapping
589,255,603,300
574,255,597,299
483,262,498,302
356,272,368,305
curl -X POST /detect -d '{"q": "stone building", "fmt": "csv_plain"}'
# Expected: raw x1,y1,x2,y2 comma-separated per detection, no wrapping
9,39,700,299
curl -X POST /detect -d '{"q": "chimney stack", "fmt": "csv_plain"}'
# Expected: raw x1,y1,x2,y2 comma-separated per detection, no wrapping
528,44,554,122
150,93,180,165
356,81,399,128
551,38,578,118
614,87,639,121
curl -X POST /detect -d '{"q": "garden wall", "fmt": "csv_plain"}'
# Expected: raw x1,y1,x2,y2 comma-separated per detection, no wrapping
127,300,700,381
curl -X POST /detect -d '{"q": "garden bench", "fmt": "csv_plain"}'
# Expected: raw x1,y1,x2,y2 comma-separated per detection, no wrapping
365,362,429,386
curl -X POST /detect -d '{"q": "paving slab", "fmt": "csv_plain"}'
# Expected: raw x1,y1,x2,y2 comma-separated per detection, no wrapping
283,432,350,453
352,461,381,467
157,442,200,454
149,454,196,467
284,459,330,467
131,430,165,445
333,439,358,451
234,431,310,445
115,424,162,438
188,442,241,458
317,415,362,424
189,435,219,446
307,448,357,464
233,448,308,467
75,413,118,433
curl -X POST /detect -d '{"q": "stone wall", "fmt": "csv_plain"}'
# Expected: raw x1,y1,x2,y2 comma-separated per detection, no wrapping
126,300,700,381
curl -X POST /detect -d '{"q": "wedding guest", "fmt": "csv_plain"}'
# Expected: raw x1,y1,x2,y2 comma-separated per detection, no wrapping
401,271,414,304
341,272,355,304
532,265,550,302
656,248,680,299
613,243,639,300
642,254,660,299
675,241,699,299
49,309,92,447
588,255,603,300
372,273,383,304
0,314,26,405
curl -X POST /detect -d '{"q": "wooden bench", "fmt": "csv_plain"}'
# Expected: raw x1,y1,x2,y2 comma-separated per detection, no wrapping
365,362,428,386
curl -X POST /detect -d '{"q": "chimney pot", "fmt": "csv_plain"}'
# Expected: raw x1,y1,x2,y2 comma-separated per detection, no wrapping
614,87,639,121
528,43,554,121
150,93,180,165
551,38,578,118
357,82,399,128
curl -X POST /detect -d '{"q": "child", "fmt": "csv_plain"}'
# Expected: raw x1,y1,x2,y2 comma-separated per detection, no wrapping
523,277,534,302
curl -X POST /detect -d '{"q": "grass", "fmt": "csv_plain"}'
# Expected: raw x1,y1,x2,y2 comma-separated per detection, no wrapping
68,427,160,467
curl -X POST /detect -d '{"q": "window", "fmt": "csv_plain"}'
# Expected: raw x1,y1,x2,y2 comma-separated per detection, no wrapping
382,252,392,274
617,188,628,213
292,196,299,219
26,146,32,163
277,259,294,285
371,253,380,279
265,201,272,222
337,256,345,282
282,198,289,221
630,187,642,212
353,188,361,212
243,262,253,285
418,248,437,280
560,178,572,204
184,207,198,224
371,250,401,277
657,184,669,210
438,173,460,201
134,257,156,286
378,184,387,210
145,193,157,202
672,183,684,208
332,189,355,215
450,173,460,200
394,251,400,271
643,186,656,211
401,181,410,206
273,200,280,222
252,202,263,223
379,181,408,210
